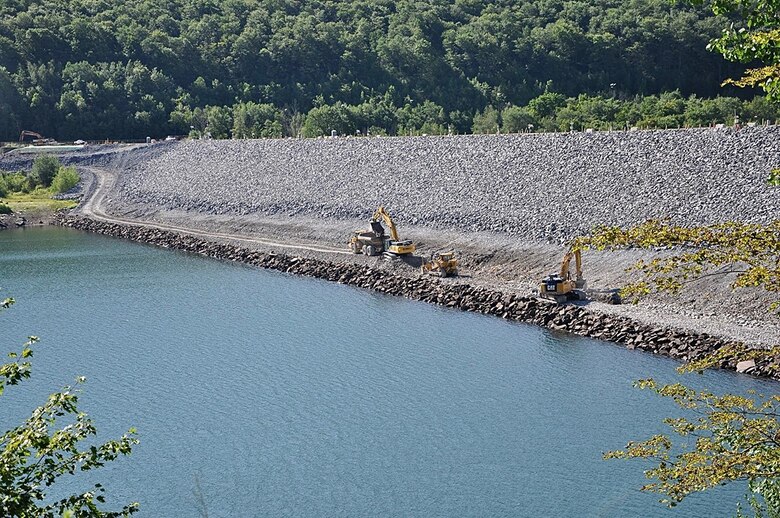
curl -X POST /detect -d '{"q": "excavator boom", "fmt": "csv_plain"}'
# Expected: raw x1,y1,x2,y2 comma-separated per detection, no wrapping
559,249,583,282
19,130,43,142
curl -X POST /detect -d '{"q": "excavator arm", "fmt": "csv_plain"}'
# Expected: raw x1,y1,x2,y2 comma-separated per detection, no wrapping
559,249,583,283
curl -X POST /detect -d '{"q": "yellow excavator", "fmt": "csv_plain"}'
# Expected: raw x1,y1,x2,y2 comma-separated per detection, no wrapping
539,247,587,303
421,251,459,277
349,206,416,257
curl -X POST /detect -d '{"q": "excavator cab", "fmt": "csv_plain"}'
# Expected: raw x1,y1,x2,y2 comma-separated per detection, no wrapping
542,274,565,294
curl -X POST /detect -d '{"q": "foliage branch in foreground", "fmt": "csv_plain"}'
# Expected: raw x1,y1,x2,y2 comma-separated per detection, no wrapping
591,1,780,509
691,0,780,101
604,377,780,510
0,297,138,517
576,219,780,312
577,215,780,510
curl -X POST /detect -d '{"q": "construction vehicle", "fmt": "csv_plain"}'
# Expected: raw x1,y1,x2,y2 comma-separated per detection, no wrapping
349,206,416,257
18,130,55,145
421,251,459,277
19,130,43,142
539,247,587,303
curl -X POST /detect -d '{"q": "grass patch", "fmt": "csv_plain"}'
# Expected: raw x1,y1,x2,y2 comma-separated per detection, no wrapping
0,156,81,214
2,191,78,212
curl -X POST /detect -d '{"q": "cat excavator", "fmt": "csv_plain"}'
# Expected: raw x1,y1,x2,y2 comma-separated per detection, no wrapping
539,247,587,303
349,206,416,257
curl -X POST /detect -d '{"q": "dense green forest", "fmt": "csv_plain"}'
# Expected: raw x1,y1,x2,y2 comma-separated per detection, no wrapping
0,0,769,140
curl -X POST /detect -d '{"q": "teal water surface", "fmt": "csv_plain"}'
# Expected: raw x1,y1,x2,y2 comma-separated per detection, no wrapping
0,227,774,517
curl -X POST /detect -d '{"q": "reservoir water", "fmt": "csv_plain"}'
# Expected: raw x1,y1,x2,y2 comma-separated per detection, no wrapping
1,227,774,517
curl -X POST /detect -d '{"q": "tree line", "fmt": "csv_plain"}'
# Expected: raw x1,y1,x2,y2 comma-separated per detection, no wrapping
183,90,779,140
0,0,757,141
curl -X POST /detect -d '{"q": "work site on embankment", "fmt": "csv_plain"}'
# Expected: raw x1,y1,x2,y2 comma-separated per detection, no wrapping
2,126,779,371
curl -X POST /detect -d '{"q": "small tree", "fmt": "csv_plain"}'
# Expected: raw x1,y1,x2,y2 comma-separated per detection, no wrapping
301,103,355,137
0,296,139,516
501,106,536,133
51,166,80,194
231,102,283,139
204,105,233,139
527,92,566,120
471,106,500,134
395,100,447,136
30,155,60,188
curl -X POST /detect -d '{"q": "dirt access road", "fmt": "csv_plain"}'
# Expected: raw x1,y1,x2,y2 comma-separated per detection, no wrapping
79,167,352,256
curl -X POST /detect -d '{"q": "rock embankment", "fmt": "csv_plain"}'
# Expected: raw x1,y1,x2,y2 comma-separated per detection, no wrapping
56,213,777,379
0,214,26,229
110,127,780,242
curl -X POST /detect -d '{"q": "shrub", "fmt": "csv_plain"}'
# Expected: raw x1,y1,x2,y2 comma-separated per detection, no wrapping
51,166,80,193
0,176,8,198
231,102,282,138
302,102,356,137
2,173,27,193
528,92,566,120
30,155,60,187
0,203,12,214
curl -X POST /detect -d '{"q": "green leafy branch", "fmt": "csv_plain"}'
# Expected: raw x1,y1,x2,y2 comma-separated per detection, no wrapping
605,378,780,507
0,297,139,517
689,0,780,102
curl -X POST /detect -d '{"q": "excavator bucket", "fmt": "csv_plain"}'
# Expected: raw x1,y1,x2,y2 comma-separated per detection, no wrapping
370,221,385,235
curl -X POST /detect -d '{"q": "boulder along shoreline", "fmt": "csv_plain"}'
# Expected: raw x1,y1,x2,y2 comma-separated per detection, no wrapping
55,212,777,380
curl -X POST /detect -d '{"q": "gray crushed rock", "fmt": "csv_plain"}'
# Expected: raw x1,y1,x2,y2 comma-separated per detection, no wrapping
105,127,779,242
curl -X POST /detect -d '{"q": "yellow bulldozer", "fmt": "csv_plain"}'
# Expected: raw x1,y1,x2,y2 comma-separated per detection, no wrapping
421,251,459,277
538,247,587,303
349,206,416,257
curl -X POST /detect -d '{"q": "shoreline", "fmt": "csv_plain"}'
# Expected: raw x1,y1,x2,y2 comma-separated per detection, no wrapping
54,213,778,380
0,209,56,229
3,129,777,377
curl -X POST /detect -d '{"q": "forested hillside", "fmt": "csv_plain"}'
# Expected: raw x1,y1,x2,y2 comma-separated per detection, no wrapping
0,0,766,140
